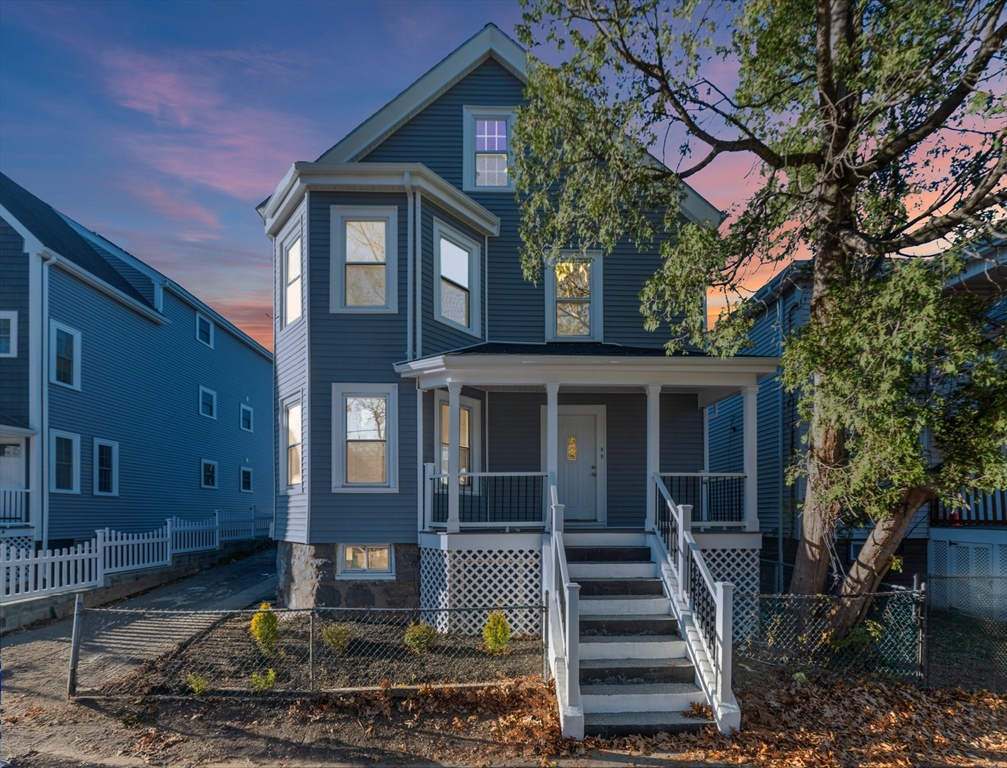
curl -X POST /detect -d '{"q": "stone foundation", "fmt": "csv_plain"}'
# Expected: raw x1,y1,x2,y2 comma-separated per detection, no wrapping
277,541,419,609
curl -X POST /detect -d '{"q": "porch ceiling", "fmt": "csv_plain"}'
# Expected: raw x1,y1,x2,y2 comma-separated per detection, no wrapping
394,349,779,403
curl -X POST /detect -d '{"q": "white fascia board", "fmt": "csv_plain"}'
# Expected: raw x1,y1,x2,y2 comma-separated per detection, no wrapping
318,25,526,166
0,423,38,437
394,353,780,389
45,251,167,325
0,205,46,256
263,163,500,239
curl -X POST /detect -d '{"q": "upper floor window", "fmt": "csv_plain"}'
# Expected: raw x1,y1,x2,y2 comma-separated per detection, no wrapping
332,383,398,492
545,256,603,341
463,107,515,192
240,466,254,493
330,207,398,313
240,403,254,432
196,312,214,348
0,311,17,357
50,321,82,390
284,235,302,326
199,386,217,419
433,220,481,335
201,459,218,489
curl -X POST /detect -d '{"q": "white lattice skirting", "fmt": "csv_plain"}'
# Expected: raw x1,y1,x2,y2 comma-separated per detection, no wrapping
1,534,34,554
419,547,542,636
700,546,760,642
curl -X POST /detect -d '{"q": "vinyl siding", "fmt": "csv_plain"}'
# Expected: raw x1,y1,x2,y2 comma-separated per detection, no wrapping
273,199,309,543
306,191,417,544
0,217,29,426
46,268,273,542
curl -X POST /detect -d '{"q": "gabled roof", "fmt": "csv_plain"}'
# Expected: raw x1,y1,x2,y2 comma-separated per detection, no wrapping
1,171,150,307
298,23,721,225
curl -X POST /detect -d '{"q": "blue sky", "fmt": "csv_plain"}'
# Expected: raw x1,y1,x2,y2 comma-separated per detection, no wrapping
0,0,529,346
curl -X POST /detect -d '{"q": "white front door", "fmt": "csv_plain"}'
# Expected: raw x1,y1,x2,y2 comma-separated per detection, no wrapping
543,405,606,524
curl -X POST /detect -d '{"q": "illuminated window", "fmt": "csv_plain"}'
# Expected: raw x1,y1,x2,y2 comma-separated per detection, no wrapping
284,236,302,325
567,436,578,461
332,383,398,492
331,207,398,313
285,402,302,487
546,255,603,341
338,544,394,577
463,107,515,192
434,220,481,335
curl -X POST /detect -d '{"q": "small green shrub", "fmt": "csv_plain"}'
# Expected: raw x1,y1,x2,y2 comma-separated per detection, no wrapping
321,624,352,653
404,621,437,654
250,602,279,655
186,673,209,696
250,668,276,693
482,610,511,654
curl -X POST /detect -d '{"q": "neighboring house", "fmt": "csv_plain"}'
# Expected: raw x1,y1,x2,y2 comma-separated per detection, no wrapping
0,172,274,553
708,244,1007,588
259,24,776,737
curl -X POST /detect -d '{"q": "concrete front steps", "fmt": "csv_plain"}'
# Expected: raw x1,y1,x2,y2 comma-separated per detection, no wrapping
564,532,715,737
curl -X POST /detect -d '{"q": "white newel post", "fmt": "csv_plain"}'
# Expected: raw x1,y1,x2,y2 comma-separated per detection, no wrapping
447,381,462,534
565,582,581,707
645,384,661,531
742,385,760,532
423,463,434,531
715,581,734,701
678,504,691,603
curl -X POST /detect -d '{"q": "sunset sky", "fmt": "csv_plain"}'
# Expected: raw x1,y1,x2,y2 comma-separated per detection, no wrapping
0,0,769,349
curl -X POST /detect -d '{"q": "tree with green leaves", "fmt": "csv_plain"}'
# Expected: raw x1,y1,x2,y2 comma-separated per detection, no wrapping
513,0,1007,626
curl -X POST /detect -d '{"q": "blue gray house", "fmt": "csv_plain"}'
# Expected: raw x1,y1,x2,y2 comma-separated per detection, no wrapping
0,172,274,553
708,245,1007,590
259,24,777,737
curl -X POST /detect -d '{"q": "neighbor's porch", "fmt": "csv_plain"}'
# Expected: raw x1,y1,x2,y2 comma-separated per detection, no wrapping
395,345,779,536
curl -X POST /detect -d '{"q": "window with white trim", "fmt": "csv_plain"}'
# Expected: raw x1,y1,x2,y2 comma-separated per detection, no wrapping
240,466,254,493
50,430,80,493
195,312,214,348
199,386,217,419
463,106,515,191
434,390,482,484
0,311,17,357
240,403,254,432
433,220,481,335
545,255,603,340
332,383,398,492
284,400,302,489
283,234,302,326
49,321,81,390
93,438,119,496
338,544,394,578
201,459,218,489
330,207,398,313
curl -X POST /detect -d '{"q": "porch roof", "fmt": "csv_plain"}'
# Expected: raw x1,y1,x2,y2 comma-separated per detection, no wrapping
394,342,779,406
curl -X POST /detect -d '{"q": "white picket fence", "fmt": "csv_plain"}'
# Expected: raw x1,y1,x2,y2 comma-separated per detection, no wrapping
1,507,272,603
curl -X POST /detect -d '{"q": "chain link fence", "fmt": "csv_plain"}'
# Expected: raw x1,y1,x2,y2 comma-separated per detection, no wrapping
70,604,546,698
926,575,1007,693
734,590,925,683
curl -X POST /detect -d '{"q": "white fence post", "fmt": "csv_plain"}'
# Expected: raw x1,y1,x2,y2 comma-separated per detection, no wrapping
214,510,221,549
678,504,691,603
715,581,734,702
565,582,580,708
166,517,175,564
95,528,106,586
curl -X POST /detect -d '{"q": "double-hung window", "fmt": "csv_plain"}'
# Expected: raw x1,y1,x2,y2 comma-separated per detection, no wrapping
201,459,218,489
199,386,217,419
284,235,302,326
546,255,603,340
240,403,254,432
93,438,119,496
332,383,397,492
50,321,82,390
284,401,302,489
196,313,214,347
331,207,398,313
433,220,481,335
463,107,515,192
50,430,80,493
0,311,17,357
434,390,481,485
240,466,254,493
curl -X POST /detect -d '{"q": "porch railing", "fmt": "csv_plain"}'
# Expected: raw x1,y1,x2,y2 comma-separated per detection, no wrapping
0,489,28,524
423,467,548,529
651,473,735,732
932,488,1007,526
659,473,746,527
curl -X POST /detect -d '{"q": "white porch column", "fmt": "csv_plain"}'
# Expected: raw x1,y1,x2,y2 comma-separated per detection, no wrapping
645,385,661,531
545,383,559,481
447,381,462,534
742,385,759,533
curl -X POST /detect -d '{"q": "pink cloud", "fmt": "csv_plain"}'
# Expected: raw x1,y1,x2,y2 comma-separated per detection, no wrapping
131,183,223,236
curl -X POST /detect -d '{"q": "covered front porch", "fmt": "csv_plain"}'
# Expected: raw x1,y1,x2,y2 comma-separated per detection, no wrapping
395,343,779,536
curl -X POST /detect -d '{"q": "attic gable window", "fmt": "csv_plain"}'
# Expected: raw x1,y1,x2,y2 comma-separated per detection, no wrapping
463,107,515,192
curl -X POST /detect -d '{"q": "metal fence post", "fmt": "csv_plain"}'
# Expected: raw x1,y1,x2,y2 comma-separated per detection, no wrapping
309,610,315,692
917,580,928,686
67,593,84,699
